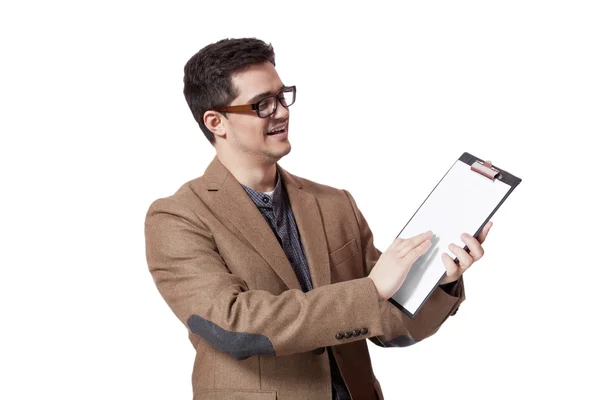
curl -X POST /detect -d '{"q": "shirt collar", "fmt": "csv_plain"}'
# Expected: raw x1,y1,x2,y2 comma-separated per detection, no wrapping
241,168,284,212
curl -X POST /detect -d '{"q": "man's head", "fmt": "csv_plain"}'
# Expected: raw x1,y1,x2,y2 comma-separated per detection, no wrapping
183,38,292,165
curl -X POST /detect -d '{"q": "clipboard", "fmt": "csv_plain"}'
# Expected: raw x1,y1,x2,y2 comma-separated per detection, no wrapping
389,152,522,318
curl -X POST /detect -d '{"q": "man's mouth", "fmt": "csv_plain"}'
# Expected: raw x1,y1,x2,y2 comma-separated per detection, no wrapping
266,123,287,135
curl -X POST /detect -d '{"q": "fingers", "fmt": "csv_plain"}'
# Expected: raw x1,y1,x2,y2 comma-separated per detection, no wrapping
393,231,433,248
476,221,493,244
392,230,432,247
394,230,432,257
460,233,485,260
448,243,474,268
404,238,432,265
441,226,489,283
441,252,460,279
389,236,404,250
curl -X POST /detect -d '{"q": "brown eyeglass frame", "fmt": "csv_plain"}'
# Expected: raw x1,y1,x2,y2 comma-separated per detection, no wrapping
212,86,296,118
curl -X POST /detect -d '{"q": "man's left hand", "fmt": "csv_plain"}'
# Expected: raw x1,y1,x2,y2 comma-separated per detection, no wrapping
440,221,493,285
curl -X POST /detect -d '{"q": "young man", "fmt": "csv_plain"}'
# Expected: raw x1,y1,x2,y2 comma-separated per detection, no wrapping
144,38,492,400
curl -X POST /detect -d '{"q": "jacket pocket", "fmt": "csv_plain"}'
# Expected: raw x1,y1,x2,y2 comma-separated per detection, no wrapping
195,388,277,400
329,238,359,266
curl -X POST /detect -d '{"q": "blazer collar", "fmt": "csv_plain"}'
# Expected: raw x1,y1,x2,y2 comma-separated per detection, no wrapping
201,155,330,291
204,154,304,191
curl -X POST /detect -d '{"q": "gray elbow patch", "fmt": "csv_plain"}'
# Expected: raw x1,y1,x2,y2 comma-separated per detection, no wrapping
187,314,275,360
383,335,418,347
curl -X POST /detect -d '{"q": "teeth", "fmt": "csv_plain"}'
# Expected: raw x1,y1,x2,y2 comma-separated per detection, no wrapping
268,127,285,134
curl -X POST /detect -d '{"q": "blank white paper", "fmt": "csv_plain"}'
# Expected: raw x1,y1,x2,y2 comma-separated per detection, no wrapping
391,159,511,316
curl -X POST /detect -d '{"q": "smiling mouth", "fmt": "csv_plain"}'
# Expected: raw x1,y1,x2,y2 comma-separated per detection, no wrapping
266,122,288,135
267,127,286,135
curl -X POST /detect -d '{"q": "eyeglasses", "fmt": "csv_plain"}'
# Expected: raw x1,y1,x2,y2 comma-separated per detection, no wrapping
213,86,296,118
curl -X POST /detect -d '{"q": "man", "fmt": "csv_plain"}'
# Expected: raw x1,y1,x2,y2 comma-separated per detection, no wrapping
144,38,492,400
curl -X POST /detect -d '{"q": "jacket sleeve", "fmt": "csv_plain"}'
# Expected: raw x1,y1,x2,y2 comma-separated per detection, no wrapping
341,189,466,348
144,197,386,359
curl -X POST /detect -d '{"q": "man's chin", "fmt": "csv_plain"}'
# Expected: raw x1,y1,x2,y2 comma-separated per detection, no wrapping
267,143,291,161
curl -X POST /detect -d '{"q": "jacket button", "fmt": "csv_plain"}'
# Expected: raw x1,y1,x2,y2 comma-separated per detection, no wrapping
344,332,352,339
353,330,361,337
360,328,368,335
313,347,325,355
335,333,344,340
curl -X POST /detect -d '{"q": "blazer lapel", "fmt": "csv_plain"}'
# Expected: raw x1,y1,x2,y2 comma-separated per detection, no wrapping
202,156,301,291
201,156,330,291
279,166,331,289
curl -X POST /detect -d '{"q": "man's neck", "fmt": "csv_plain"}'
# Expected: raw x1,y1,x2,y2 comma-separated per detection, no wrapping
216,153,278,192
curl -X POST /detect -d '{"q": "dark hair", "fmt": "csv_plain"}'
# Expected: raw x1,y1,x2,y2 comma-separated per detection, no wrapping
183,38,276,145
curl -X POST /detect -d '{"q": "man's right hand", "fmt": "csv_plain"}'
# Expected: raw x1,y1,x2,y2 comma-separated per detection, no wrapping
368,230,433,300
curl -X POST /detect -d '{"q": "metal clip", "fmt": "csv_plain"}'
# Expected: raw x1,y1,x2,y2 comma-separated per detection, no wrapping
470,160,500,180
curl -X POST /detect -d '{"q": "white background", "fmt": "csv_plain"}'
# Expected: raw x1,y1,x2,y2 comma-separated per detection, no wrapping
1,1,599,399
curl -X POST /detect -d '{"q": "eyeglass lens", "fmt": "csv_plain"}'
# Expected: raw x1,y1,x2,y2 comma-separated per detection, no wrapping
257,88,295,117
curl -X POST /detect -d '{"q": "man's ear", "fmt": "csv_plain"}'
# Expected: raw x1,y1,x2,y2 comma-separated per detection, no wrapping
204,110,226,139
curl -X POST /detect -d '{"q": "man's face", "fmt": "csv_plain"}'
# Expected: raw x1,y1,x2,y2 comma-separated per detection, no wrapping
220,61,291,164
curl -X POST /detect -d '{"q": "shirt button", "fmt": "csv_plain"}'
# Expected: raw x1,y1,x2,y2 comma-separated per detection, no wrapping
262,196,269,203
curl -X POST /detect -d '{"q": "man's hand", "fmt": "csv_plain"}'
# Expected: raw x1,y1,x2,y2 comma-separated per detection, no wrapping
368,230,433,300
440,221,493,285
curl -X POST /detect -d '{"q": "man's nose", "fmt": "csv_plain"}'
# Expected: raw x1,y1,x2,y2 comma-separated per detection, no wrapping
273,98,289,119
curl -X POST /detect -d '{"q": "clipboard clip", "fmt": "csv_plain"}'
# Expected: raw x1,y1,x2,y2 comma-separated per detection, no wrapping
471,160,501,181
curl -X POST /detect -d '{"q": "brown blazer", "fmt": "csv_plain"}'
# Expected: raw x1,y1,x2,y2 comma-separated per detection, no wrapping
144,155,465,400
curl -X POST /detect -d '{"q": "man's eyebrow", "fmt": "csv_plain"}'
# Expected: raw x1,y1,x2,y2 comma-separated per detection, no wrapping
247,85,286,104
